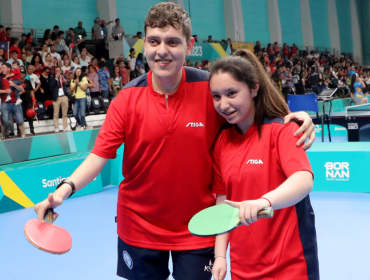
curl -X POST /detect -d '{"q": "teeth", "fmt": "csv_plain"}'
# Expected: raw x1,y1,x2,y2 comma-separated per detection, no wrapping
224,110,236,115
157,60,170,63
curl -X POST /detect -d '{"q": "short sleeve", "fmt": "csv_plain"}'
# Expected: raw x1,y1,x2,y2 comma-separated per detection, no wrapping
106,71,110,79
81,77,88,85
212,135,227,195
275,123,314,179
91,91,125,159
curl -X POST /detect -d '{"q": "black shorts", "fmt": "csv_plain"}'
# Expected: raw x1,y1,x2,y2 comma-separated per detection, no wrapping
117,237,214,280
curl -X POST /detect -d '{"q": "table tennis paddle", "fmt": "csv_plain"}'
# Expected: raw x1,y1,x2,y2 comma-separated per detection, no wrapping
188,204,274,237
24,208,72,254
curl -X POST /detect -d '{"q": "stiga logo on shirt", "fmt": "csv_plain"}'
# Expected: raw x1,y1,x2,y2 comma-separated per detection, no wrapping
123,251,133,269
246,159,263,164
186,122,204,127
324,162,349,181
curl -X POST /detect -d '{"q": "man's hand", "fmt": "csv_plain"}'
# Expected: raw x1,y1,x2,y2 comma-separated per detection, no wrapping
284,111,315,150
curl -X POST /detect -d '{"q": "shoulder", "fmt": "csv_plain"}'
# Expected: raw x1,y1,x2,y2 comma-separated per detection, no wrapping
184,67,209,82
123,73,148,89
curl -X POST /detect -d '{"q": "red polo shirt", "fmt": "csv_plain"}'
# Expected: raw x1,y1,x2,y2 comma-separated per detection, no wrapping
1,77,16,103
92,67,225,250
212,120,318,280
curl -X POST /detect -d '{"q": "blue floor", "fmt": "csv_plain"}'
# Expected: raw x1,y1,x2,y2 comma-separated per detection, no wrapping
1,187,370,280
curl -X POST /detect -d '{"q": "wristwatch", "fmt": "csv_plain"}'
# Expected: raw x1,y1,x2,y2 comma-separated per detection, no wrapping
56,178,76,198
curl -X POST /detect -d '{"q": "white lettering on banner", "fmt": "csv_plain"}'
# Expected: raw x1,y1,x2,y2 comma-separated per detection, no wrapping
324,162,349,181
246,159,264,164
190,46,203,57
186,122,204,127
314,125,321,133
348,123,358,130
334,127,346,131
42,176,97,188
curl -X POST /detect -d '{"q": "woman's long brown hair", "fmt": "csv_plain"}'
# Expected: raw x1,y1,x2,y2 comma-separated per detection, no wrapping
209,49,290,137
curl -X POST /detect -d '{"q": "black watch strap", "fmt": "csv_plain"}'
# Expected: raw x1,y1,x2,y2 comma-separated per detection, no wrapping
56,178,76,198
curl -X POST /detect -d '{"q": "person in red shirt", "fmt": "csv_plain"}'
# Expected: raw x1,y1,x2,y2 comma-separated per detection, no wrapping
33,3,316,280
4,61,23,105
273,42,280,55
283,43,289,60
0,63,26,139
9,38,21,59
0,25,11,43
210,50,318,280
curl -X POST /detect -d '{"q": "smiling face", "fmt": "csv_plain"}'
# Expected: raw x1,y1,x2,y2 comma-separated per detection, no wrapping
210,72,258,132
144,25,194,81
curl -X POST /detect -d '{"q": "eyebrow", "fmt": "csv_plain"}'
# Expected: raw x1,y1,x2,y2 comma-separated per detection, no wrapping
146,36,182,41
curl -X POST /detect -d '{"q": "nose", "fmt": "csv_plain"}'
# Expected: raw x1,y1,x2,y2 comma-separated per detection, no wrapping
219,96,230,111
156,42,169,58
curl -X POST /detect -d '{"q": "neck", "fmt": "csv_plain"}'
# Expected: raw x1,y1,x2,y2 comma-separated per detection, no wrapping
236,107,255,135
152,69,182,95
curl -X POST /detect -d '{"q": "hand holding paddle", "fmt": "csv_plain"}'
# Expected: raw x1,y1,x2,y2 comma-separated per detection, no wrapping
34,193,63,222
225,198,272,226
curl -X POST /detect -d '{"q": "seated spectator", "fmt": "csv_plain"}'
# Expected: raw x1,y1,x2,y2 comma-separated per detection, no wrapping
58,31,69,50
97,60,110,98
19,33,27,49
90,58,99,72
43,29,52,45
0,63,26,140
111,65,122,96
273,42,280,55
25,47,34,64
30,54,43,76
9,38,21,59
54,37,67,53
6,50,23,66
38,43,50,61
201,60,210,72
0,48,6,64
20,53,29,71
0,25,11,44
49,44,62,64
71,56,80,70
112,18,125,40
193,34,198,42
136,53,145,75
26,33,34,46
87,64,100,98
43,53,53,68
62,57,74,75
78,48,93,62
79,52,90,67
51,25,59,41
254,41,261,53
5,27,12,39
207,35,213,43
19,68,36,135
70,68,91,130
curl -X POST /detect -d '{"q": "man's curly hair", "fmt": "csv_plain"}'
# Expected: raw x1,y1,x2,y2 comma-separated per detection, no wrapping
144,2,192,41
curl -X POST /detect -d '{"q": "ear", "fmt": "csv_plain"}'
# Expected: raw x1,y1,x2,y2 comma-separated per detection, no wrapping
253,83,260,96
186,37,195,57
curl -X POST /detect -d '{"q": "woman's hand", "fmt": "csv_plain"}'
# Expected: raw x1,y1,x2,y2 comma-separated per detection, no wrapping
283,111,315,150
225,199,270,226
212,257,227,280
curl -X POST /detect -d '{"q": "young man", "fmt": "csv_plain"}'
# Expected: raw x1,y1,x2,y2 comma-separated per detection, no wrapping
34,3,315,280
0,63,26,139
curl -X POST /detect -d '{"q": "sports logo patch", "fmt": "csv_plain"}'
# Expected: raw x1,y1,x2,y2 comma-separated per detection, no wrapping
123,251,133,269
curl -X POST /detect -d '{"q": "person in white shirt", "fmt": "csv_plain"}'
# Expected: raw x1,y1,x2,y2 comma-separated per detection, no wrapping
78,48,93,63
79,52,89,67
6,50,24,66
49,44,61,62
27,65,41,92
112,18,125,40
127,48,136,75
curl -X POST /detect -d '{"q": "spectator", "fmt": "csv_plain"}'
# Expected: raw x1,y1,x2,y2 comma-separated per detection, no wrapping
267,43,274,62
79,52,90,67
10,38,21,59
19,33,27,50
293,69,305,95
51,25,59,41
66,28,74,46
71,56,80,70
30,54,43,76
5,27,12,39
78,47,93,63
49,45,62,64
281,63,294,100
6,50,23,66
0,63,26,140
273,42,280,55
26,33,34,46
193,34,198,42
50,66,71,132
136,32,143,39
87,64,100,98
38,67,52,103
38,43,50,61
101,19,113,41
136,53,145,75
70,68,91,130
74,21,87,53
119,60,130,86
62,57,74,75
5,61,23,105
254,41,261,53
20,53,29,71
19,68,36,135
201,60,210,72
283,43,289,61
25,47,34,64
195,62,200,69
111,65,122,96
127,48,136,78
0,25,11,43
291,44,299,56
93,17,105,60
43,53,53,68
112,18,125,41
207,35,213,43
0,48,6,64
97,60,111,98
54,37,67,53
27,65,41,92
90,58,99,72
50,57,59,76
309,66,321,95
264,61,272,77
43,29,52,45
350,73,368,105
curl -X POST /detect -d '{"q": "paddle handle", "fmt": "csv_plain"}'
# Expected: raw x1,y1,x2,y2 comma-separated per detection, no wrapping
44,208,54,224
257,207,274,218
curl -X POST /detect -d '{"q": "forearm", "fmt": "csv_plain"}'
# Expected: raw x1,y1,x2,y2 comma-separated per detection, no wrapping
54,153,108,200
214,194,229,256
0,88,11,94
262,171,313,210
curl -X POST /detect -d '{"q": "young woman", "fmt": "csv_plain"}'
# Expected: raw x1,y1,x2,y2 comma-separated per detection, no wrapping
71,56,80,72
111,65,122,96
31,54,44,76
87,64,100,98
43,53,53,68
350,73,369,105
210,50,318,280
70,68,91,131
62,57,74,75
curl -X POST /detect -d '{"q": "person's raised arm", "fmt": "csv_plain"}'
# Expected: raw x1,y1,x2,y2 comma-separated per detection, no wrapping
34,153,108,220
